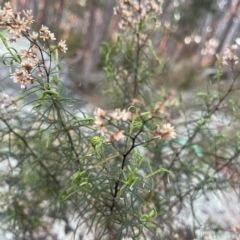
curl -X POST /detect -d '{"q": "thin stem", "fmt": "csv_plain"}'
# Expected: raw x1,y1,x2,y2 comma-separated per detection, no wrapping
109,119,147,212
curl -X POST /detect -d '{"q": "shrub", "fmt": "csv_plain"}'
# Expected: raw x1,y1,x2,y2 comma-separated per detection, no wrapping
0,1,240,240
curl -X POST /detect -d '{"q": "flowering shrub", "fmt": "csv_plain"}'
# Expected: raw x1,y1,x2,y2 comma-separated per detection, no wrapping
1,1,240,240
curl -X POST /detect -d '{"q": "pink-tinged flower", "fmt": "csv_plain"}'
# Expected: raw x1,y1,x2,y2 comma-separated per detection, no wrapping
131,98,144,107
94,108,107,122
113,129,124,141
222,45,239,66
152,123,176,140
104,134,115,143
109,109,132,121
105,130,124,143
0,3,12,24
109,108,121,121
58,39,68,53
4,2,11,10
120,109,132,121
21,61,34,72
39,25,56,41
95,120,107,136
30,31,38,41
23,10,34,27
154,102,165,113
11,68,34,89
161,123,176,139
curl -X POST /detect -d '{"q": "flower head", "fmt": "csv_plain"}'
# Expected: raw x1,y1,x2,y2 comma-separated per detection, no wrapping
94,108,107,122
58,39,68,53
11,98,17,108
95,120,107,136
21,61,34,72
94,108,107,136
152,123,176,140
105,130,124,143
154,102,165,113
30,31,38,41
39,25,56,41
11,68,34,89
0,2,12,24
222,45,239,66
115,0,164,30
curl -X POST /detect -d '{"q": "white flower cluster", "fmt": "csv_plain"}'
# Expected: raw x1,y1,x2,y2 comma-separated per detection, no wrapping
93,106,176,143
94,107,132,142
222,45,239,67
39,25,56,41
0,2,68,89
113,0,164,30
152,123,176,140
0,93,17,110
0,2,33,41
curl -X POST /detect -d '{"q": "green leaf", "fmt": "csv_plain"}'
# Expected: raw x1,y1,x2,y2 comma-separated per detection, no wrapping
91,136,104,150
196,92,207,97
72,118,94,125
72,170,87,184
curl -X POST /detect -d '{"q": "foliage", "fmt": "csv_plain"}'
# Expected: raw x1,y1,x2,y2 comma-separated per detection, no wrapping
0,1,240,240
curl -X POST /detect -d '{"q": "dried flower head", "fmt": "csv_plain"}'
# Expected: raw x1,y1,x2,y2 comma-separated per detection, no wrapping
114,0,164,30
94,108,107,136
94,108,107,122
39,25,56,41
0,3,12,24
109,109,121,121
120,109,132,121
58,39,68,53
22,10,34,27
95,120,107,136
105,130,124,143
11,98,17,108
1,103,7,109
222,44,239,66
11,68,34,89
93,107,132,138
19,49,29,58
0,93,18,110
108,108,132,121
154,102,165,113
0,4,67,90
4,2,11,10
131,98,144,107
21,61,34,72
2,93,9,99
30,31,38,41
152,123,176,140
0,2,35,41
